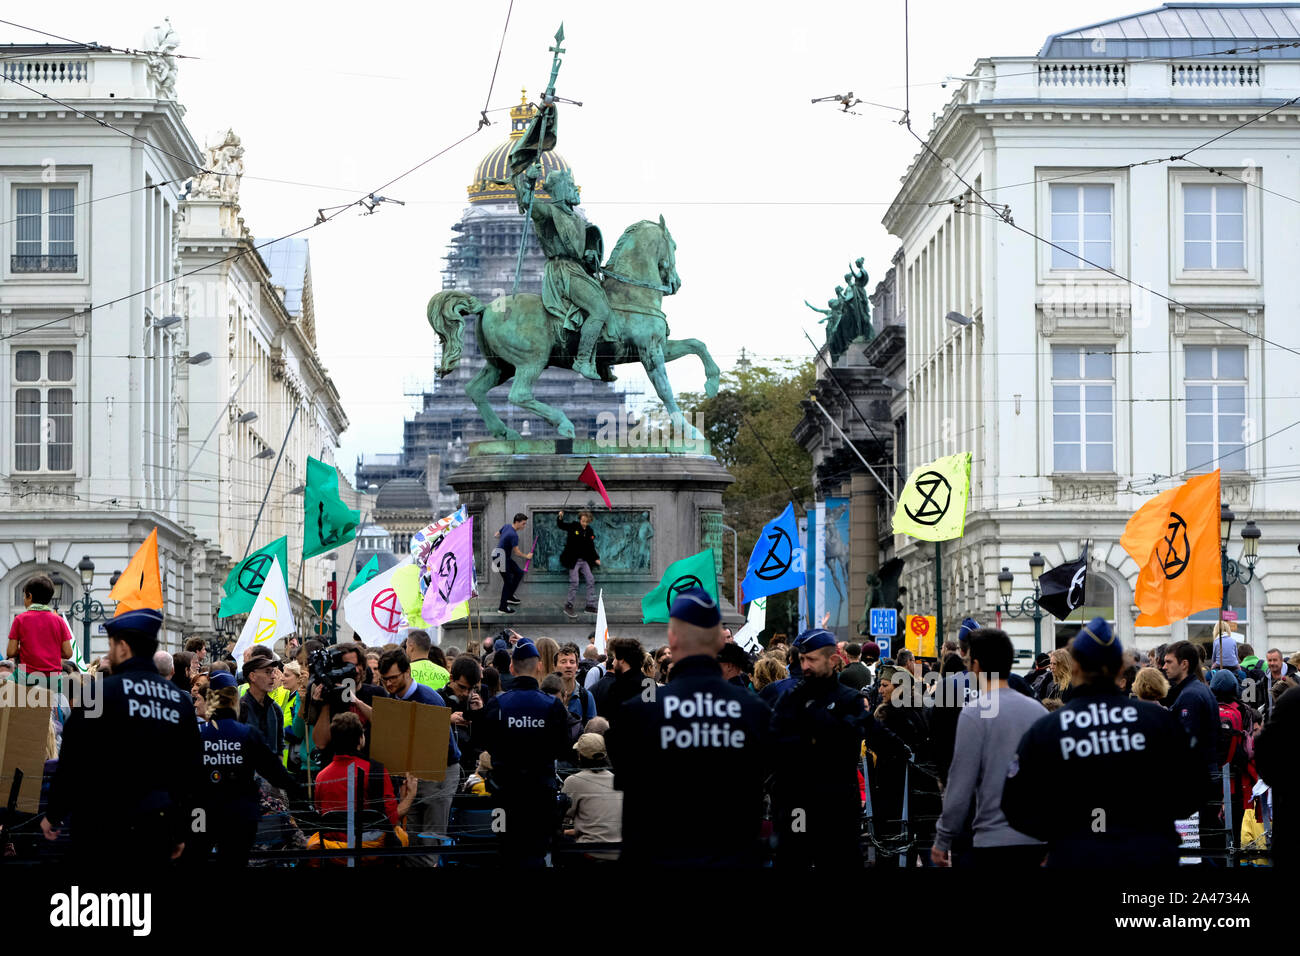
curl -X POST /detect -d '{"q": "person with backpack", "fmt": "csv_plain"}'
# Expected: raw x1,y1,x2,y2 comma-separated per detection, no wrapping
1210,669,1259,846
557,643,597,725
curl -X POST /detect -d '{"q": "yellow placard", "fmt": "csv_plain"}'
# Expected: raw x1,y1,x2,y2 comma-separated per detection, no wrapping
905,614,938,658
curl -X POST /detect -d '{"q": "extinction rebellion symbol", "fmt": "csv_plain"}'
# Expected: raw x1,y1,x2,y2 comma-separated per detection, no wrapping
237,554,274,596
903,471,952,527
370,588,402,632
1160,511,1189,580
436,552,459,602
1066,565,1087,610
754,527,794,581
666,574,705,614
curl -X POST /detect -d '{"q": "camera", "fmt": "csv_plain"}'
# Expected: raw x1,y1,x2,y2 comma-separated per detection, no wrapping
308,646,356,709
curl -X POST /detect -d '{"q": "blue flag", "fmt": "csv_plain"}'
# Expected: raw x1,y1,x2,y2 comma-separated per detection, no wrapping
741,502,805,601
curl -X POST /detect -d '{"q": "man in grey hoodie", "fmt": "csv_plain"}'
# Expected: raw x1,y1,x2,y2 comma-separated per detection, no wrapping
932,627,1047,868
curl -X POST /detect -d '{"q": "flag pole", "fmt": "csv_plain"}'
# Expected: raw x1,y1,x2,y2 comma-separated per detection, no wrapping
242,405,300,561
934,540,944,658
336,508,371,597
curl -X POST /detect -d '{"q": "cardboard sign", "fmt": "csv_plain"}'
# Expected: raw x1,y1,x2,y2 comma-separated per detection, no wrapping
905,614,938,658
0,685,54,813
367,695,451,782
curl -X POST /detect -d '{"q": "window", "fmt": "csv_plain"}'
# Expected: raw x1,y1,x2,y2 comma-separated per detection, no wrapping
1189,580,1247,643
13,185,76,272
1049,184,1112,269
13,348,74,472
1052,346,1114,472
1183,184,1244,270
1186,345,1245,472
1054,573,1116,647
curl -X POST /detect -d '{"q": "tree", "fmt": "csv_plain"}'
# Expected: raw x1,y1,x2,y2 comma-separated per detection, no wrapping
680,359,814,642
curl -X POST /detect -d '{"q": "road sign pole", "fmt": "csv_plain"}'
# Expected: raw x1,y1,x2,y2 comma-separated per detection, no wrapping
934,540,944,655
331,571,338,645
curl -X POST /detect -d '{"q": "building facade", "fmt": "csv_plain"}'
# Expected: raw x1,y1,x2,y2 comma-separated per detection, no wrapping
357,93,632,520
0,40,214,652
883,3,1300,655
179,131,355,641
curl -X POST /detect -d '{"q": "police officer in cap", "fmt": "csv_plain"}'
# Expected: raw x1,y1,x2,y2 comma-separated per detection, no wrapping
475,637,572,865
42,608,203,865
191,671,296,866
608,587,772,865
771,627,905,868
1001,617,1203,867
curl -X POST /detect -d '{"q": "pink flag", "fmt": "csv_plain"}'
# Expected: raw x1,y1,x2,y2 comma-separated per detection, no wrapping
421,517,475,626
579,462,612,508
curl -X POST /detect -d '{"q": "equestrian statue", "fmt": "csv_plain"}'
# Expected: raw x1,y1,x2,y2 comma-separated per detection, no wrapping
426,26,719,440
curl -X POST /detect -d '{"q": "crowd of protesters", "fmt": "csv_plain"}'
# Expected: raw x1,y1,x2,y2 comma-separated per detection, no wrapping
4,569,1299,869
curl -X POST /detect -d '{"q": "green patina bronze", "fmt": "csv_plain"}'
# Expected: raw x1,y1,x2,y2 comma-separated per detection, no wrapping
532,509,654,573
426,26,720,441
806,257,874,364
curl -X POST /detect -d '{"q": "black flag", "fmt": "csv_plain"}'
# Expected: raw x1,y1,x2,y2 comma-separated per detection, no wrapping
1036,551,1088,619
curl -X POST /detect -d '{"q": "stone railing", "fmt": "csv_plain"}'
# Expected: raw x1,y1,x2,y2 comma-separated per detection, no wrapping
1,59,90,85
963,57,1300,104
0,51,173,100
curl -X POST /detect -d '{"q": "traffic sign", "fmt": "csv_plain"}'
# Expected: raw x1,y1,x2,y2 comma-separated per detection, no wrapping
869,607,897,637
905,614,937,658
876,636,892,658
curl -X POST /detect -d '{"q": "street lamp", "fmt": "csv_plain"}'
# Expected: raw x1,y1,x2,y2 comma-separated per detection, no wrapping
1218,502,1261,665
997,551,1047,658
70,555,110,665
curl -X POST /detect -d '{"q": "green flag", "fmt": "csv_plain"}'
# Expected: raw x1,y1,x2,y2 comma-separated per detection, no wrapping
349,554,380,593
304,456,360,559
641,548,719,623
219,536,290,618
890,451,972,542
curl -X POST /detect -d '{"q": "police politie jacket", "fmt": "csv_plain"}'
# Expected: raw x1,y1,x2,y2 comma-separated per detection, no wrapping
606,655,773,866
556,515,599,570
1001,682,1203,866
475,676,572,793
198,712,296,823
46,656,203,841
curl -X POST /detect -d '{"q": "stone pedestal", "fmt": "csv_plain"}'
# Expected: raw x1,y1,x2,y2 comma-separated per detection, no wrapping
446,439,740,647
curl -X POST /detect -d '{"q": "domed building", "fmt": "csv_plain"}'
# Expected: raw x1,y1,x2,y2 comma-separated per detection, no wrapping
357,92,634,531
371,478,435,553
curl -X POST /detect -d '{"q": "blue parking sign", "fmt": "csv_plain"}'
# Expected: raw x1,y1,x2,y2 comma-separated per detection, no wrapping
876,636,891,657
869,607,896,637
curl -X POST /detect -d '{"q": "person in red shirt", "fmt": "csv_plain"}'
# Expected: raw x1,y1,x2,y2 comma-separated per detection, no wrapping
313,711,415,829
6,574,72,676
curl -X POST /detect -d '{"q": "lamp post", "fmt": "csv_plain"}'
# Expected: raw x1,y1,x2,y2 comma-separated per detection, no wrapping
1217,503,1260,665
997,551,1047,658
69,555,110,666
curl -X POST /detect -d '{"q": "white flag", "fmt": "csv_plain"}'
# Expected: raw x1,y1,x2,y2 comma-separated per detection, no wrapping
233,556,295,660
593,589,609,654
734,596,767,654
344,557,413,647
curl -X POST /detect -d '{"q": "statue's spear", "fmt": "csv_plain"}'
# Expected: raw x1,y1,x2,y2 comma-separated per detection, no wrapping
511,23,566,297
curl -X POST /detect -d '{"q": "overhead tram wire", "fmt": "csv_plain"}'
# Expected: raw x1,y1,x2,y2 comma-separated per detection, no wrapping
479,0,515,129
0,17,200,58
735,408,806,515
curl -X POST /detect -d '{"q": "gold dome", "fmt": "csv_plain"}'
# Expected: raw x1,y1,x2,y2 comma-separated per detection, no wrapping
467,89,578,204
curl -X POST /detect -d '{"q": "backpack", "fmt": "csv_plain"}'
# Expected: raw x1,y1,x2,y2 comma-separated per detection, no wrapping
1218,702,1247,774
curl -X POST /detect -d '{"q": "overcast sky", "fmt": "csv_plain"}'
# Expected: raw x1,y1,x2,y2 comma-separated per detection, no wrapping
5,0,1161,473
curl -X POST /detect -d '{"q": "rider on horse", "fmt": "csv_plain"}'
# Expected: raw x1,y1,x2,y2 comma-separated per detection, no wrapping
509,102,612,382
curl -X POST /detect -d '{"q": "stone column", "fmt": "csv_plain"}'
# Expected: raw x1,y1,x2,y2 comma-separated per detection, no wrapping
850,473,878,635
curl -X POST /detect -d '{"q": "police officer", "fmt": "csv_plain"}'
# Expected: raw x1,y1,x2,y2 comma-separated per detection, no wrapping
42,608,203,865
474,638,571,865
607,588,772,866
192,671,296,866
1001,617,1203,867
771,628,904,868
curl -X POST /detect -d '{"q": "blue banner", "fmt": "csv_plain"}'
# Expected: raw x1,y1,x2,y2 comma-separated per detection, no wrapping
741,502,805,601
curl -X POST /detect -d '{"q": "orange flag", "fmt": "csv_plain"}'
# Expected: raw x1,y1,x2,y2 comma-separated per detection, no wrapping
109,528,164,615
1120,471,1222,627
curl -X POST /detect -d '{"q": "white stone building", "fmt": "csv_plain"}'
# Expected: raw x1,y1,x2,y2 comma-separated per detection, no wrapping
178,130,356,642
883,3,1300,657
0,35,357,653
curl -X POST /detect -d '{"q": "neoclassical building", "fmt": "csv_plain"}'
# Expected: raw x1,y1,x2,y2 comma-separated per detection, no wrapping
884,3,1300,655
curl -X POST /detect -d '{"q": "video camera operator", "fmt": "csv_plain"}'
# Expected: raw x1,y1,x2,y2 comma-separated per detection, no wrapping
307,641,389,763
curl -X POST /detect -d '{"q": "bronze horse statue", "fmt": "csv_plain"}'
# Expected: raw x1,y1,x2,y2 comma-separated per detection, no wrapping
426,216,719,440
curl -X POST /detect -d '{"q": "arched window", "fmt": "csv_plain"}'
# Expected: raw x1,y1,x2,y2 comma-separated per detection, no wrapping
1053,570,1116,648
11,572,77,612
